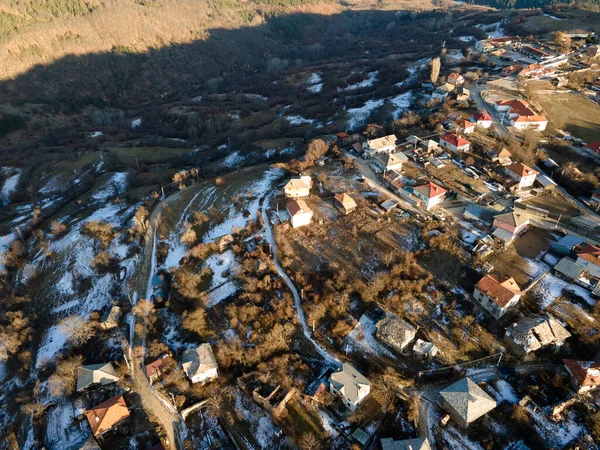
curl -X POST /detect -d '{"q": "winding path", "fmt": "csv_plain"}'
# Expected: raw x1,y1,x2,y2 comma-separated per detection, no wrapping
260,189,341,368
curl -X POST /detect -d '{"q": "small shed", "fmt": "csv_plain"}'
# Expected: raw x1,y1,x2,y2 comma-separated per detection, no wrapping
100,305,122,331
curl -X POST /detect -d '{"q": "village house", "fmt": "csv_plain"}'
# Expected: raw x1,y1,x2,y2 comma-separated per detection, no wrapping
181,343,218,384
456,87,470,102
447,73,465,86
586,142,600,155
145,353,172,385
329,363,371,410
492,210,530,243
413,339,438,359
473,112,493,129
504,316,571,358
375,314,417,353
336,132,354,147
439,133,471,153
362,134,397,157
373,152,408,173
502,64,522,77
412,181,447,211
432,83,455,100
99,305,122,331
551,235,585,256
553,257,588,286
519,63,555,79
505,162,538,190
563,359,600,393
494,99,548,131
286,199,313,228
334,193,357,215
490,148,512,165
457,118,475,135
473,274,522,319
381,437,431,450
77,363,120,391
284,176,312,198
475,36,520,53
575,244,600,279
439,378,497,429
84,394,130,439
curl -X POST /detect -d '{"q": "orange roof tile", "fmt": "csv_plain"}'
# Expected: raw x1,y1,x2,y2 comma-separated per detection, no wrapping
476,274,522,307
577,243,600,265
441,133,470,147
414,181,447,199
564,359,600,388
84,395,130,437
506,162,538,177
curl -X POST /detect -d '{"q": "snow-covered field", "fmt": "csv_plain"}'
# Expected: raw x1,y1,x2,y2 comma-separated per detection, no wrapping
285,115,316,126
344,71,378,91
526,406,584,448
389,91,414,119
531,273,595,309
222,151,246,168
203,250,240,307
346,99,384,130
1,169,21,205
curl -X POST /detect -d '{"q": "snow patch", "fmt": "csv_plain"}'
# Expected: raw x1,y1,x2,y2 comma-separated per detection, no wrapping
286,115,316,126
345,314,397,359
222,151,246,168
346,99,384,130
92,172,128,202
131,118,142,128
1,170,21,206
389,91,414,119
344,71,378,91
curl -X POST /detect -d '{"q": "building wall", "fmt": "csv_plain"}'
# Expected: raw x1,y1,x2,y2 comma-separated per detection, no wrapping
576,258,600,279
284,187,310,198
492,219,516,234
191,368,218,384
477,120,492,129
290,212,312,228
518,174,537,189
473,289,519,319
443,398,469,429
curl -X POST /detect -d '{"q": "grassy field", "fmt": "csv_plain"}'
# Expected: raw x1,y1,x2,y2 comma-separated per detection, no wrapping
533,92,600,143
108,147,194,165
524,10,600,37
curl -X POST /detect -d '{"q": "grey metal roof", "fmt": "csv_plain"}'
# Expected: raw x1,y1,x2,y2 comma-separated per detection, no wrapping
553,257,585,280
329,363,371,404
439,378,496,424
77,362,120,391
381,437,431,450
553,235,585,250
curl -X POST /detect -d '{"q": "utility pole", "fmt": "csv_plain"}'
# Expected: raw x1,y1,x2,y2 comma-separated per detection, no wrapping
161,186,165,198
555,213,562,229
497,352,503,367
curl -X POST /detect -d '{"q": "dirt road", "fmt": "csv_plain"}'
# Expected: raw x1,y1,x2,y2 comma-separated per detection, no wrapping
131,191,186,450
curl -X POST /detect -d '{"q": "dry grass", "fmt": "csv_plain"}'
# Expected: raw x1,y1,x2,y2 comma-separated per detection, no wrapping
532,92,600,143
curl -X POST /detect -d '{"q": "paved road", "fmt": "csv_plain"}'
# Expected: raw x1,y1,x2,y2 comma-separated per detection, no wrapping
261,189,341,368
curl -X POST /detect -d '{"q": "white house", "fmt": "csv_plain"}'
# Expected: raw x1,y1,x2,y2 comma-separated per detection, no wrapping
495,99,548,131
505,162,538,189
362,134,397,156
432,83,455,100
413,181,447,211
329,363,370,410
511,114,548,131
284,176,312,198
182,344,218,384
473,112,493,129
576,244,600,279
474,274,522,319
458,119,475,135
373,152,408,172
439,133,471,153
447,73,465,86
287,199,313,228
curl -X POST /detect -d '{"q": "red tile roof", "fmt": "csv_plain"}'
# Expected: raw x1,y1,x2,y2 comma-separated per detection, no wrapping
441,133,470,147
145,354,171,379
513,115,548,123
563,359,600,389
84,395,130,437
577,243,600,266
459,119,475,130
474,112,492,122
475,274,522,307
588,142,600,154
286,199,312,217
336,132,350,139
448,73,463,81
496,99,536,117
414,181,447,199
506,162,538,177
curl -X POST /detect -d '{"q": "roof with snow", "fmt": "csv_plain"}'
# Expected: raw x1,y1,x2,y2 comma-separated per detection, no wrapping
563,359,600,389
439,378,496,425
414,181,447,199
475,274,522,307
376,314,417,352
181,344,218,381
440,133,470,147
329,363,371,404
77,363,120,391
381,437,431,450
505,316,571,354
84,395,130,437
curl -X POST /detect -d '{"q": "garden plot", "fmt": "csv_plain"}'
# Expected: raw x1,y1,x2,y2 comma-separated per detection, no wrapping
531,273,595,310
203,250,240,307
345,314,396,359
525,406,584,448
233,390,280,450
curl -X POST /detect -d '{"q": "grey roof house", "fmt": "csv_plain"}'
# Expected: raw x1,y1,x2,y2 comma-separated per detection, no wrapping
77,362,120,391
504,316,571,358
439,377,496,428
376,314,417,354
182,344,219,384
551,235,585,257
329,363,371,410
381,437,431,450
